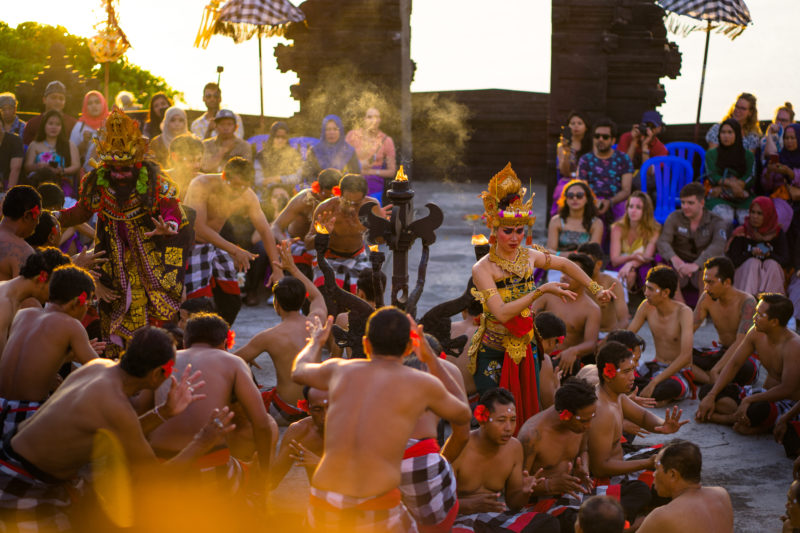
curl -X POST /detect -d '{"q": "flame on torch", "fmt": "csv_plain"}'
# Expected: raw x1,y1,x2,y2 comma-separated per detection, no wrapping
394,165,408,182
369,245,379,252
314,221,329,235
471,234,489,246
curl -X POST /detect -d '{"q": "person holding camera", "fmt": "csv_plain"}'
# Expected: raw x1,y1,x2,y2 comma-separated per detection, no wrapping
551,111,592,216
726,196,788,295
617,110,668,173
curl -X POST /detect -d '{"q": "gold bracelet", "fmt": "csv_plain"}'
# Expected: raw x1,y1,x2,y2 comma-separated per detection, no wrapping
588,281,603,296
530,288,543,301
484,288,499,299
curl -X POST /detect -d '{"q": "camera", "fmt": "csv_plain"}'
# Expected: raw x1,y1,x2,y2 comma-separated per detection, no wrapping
48,160,58,168
638,123,650,134
561,125,572,143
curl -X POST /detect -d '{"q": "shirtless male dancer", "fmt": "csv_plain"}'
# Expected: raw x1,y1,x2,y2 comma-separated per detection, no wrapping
628,266,695,402
149,313,275,496
532,253,601,375
0,185,40,281
0,266,104,436
236,240,327,425
638,440,734,533
697,293,800,434
292,307,471,532
588,341,687,524
446,295,482,403
183,156,282,325
0,326,226,530
692,256,758,385
519,378,597,533
578,243,629,333
451,387,559,533
534,311,567,410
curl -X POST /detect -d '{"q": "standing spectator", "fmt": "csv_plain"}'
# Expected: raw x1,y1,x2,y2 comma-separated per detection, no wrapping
617,110,669,174
761,123,800,230
761,102,794,162
610,191,660,293
150,106,190,169
22,81,77,146
345,107,397,204
551,111,592,216
0,93,26,137
0,114,24,192
190,82,244,140
69,90,108,168
256,121,302,187
705,119,755,225
143,92,172,139
577,119,633,222
23,110,80,198
200,109,252,174
727,196,788,295
547,179,603,253
657,182,729,302
706,92,762,152
302,114,360,184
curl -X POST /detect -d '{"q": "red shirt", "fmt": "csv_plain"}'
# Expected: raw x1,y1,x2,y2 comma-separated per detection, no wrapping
617,132,668,165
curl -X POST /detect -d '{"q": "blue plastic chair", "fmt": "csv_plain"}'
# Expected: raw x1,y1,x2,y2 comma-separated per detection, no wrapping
665,141,706,180
289,136,320,160
247,134,270,152
639,156,694,224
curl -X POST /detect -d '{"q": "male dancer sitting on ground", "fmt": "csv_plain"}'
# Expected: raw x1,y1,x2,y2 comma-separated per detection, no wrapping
697,293,800,435
0,185,41,281
270,386,328,488
532,253,601,376
533,311,567,410
0,266,105,437
183,157,282,325
235,241,327,425
628,266,695,403
574,495,626,533
587,341,688,526
692,256,758,386
638,440,733,533
292,308,471,532
450,387,559,533
519,378,596,533
578,243,629,333
149,313,275,496
0,326,226,530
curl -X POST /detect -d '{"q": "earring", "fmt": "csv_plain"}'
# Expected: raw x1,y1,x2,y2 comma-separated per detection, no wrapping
489,234,496,245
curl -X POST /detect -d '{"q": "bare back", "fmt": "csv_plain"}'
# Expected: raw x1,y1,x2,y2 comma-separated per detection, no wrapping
448,318,479,396
0,230,33,281
640,486,733,533
273,189,317,239
534,292,598,349
519,408,584,475
701,290,755,347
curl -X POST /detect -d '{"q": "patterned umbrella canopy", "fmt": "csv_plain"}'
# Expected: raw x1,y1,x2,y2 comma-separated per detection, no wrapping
657,0,752,39
195,0,305,49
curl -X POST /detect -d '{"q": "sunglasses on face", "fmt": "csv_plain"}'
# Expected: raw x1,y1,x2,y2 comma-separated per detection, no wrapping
501,227,525,235
566,191,585,200
594,134,611,140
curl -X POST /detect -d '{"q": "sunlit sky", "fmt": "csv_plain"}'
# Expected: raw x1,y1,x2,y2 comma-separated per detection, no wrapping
3,0,798,125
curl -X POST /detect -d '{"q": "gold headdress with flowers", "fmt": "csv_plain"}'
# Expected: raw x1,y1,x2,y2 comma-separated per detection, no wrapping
91,107,150,168
480,163,535,230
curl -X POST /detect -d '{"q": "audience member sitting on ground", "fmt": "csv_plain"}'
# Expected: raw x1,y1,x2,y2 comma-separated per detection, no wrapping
302,114,360,184
577,118,633,222
143,92,172,139
552,111,592,216
270,386,327,488
547,179,603,254
574,495,625,533
762,102,794,159
256,121,302,187
21,81,77,146
191,82,244,140
706,92,762,153
23,110,80,198
762,122,800,231
69,90,108,171
705,118,756,225
657,182,729,304
150,106,190,169
346,106,397,204
609,191,660,295
200,109,253,174
637,440,734,533
0,185,41,281
726,196,788,295
616,110,668,176
578,242,629,333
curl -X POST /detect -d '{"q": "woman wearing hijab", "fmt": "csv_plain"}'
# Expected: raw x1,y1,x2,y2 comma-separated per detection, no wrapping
705,118,755,225
69,90,108,168
761,123,800,230
726,196,788,295
149,106,190,168
302,114,360,185
256,121,302,186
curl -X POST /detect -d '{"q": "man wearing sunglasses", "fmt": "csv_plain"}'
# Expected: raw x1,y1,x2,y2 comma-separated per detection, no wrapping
577,119,633,221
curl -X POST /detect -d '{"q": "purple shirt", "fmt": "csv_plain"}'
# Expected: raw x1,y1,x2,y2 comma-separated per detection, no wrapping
577,151,633,199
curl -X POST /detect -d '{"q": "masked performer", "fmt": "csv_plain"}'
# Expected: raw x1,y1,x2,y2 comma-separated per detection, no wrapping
469,164,615,434
56,108,190,358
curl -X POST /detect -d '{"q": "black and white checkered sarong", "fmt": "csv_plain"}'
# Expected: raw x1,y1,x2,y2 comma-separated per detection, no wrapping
399,438,458,529
0,398,41,441
184,243,239,297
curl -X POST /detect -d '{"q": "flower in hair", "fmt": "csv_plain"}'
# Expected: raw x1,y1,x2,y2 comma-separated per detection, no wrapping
409,329,420,348
226,330,236,350
474,404,490,423
559,409,573,421
37,271,48,283
30,205,41,218
311,181,320,194
77,292,87,306
603,363,617,380
297,399,309,413
332,186,341,197
161,359,175,378
557,335,565,344
439,351,447,360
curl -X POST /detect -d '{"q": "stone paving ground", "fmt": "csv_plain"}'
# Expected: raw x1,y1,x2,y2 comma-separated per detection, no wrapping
232,181,792,532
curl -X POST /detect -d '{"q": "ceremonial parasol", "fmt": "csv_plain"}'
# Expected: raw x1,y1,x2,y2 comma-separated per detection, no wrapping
656,0,752,142
194,0,306,119
87,0,131,103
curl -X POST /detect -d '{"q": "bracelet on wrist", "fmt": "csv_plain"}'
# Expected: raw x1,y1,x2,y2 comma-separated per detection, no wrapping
154,404,168,422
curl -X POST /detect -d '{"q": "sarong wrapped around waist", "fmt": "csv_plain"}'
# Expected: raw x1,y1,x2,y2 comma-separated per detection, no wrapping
308,486,417,532
400,439,458,531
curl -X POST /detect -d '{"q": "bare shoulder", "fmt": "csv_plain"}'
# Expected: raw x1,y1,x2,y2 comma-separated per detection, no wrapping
284,416,312,441
640,505,673,530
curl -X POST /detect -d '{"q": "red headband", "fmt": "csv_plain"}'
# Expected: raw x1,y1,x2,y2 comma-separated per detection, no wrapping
473,404,490,422
603,363,617,380
161,359,175,378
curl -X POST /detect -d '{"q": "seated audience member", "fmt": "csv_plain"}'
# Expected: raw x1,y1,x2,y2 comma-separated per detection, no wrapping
578,243,628,332
577,119,633,222
587,341,687,524
546,179,603,254
551,111,592,216
782,479,800,533
692,257,759,386
150,106,190,169
639,441,734,533
609,192,660,295
697,294,800,435
533,311,567,410
575,495,625,533
256,121,302,187
726,196,788,295
0,92,26,137
0,185,41,281
762,122,800,231
617,110,668,175
0,326,225,531
167,133,204,199
762,102,794,161
657,182,729,302
705,119,756,225
23,110,80,199
22,81,77,146
200,109,252,174
519,378,596,533
24,210,61,249
69,90,108,171
191,83,244,140
302,115,361,184
628,266,695,403
0,112,24,192
346,107,397,204
270,386,327,487
533,253,601,376
706,92,762,153
451,387,559,533
143,92,172,139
